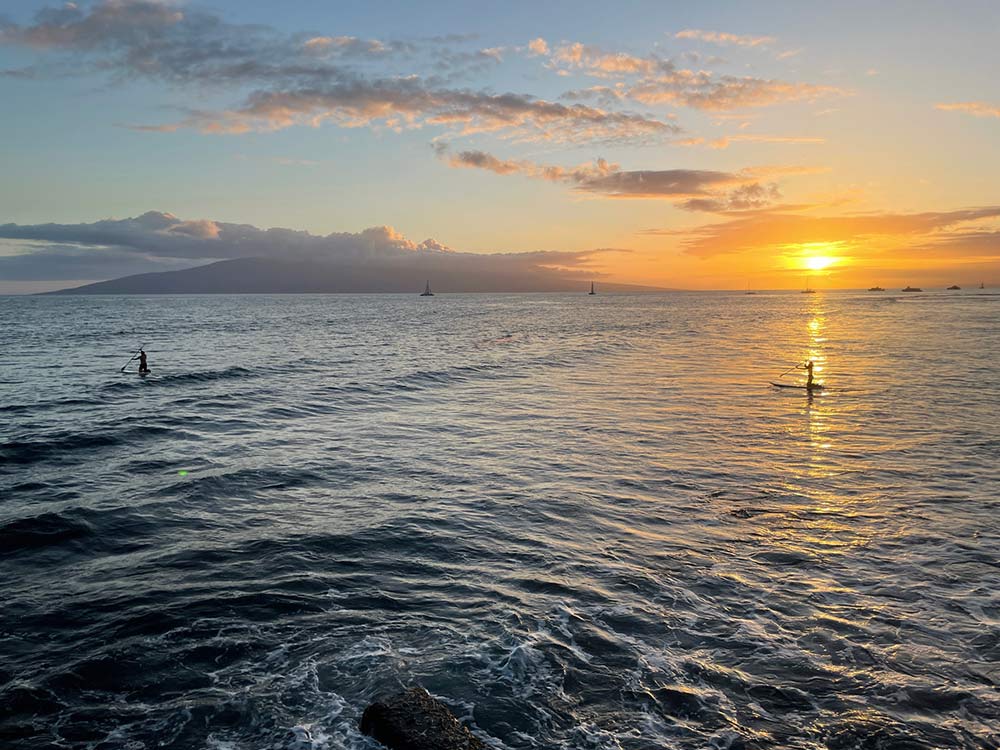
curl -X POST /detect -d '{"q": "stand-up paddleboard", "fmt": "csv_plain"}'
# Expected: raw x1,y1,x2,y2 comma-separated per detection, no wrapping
770,381,822,390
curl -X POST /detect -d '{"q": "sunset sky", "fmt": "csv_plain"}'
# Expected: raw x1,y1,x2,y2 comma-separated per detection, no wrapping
1,0,998,292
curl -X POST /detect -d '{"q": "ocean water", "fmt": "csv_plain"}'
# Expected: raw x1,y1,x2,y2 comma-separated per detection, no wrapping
1,291,998,750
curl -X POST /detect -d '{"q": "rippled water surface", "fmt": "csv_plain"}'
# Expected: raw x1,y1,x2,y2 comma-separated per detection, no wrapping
1,291,998,750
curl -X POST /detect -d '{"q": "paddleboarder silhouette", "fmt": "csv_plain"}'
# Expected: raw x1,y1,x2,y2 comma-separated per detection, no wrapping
796,360,814,388
138,349,149,374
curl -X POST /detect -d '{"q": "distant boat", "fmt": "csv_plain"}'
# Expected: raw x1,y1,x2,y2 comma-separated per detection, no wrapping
589,282,595,295
868,286,885,291
902,286,922,292
420,281,434,296
947,285,961,290
981,281,986,289
801,275,815,293
745,281,756,295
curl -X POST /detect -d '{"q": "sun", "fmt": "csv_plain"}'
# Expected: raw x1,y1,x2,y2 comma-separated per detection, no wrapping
804,255,837,271
787,242,846,272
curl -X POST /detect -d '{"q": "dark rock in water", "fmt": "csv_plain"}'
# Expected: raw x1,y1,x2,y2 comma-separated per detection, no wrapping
360,687,486,750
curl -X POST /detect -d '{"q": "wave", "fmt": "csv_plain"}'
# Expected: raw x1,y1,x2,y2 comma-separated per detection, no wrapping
0,396,105,415
0,423,179,472
103,365,258,391
0,512,95,556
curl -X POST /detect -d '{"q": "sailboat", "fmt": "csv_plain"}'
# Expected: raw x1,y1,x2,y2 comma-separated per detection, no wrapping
981,281,986,289
745,280,756,295
801,275,816,293
420,281,434,297
588,282,595,295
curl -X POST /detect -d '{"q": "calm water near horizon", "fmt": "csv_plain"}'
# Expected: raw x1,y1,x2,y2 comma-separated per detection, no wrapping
1,291,998,749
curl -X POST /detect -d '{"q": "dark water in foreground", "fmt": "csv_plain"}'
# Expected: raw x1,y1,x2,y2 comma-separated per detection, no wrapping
1,291,998,750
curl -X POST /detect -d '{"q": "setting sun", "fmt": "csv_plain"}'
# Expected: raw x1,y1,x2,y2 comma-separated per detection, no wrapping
804,255,838,271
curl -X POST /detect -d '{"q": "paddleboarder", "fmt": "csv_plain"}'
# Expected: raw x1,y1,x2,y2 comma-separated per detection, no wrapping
138,349,149,374
797,359,815,388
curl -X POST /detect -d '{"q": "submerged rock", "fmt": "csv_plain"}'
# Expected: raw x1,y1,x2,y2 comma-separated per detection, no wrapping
360,687,486,750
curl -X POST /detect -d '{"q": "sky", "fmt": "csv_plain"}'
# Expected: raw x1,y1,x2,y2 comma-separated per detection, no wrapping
1,0,998,293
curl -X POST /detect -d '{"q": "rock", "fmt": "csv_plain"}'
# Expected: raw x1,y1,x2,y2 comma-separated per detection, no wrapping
360,687,486,750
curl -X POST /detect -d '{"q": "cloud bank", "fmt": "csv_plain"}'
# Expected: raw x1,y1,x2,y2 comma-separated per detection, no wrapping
0,1,678,143
436,147,818,212
0,212,626,291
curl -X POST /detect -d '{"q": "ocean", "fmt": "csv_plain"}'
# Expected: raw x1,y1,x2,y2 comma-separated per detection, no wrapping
1,291,998,750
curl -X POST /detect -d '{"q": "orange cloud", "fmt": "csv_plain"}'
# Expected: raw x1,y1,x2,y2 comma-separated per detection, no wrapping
935,101,1000,119
628,77,845,111
550,43,665,76
674,29,776,48
647,206,1000,257
704,134,827,149
526,38,549,56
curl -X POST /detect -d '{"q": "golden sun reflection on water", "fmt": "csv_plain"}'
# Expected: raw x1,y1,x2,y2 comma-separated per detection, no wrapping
764,295,880,561
804,295,832,462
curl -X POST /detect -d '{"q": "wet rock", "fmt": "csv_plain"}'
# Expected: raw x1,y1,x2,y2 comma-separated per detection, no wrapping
360,687,486,750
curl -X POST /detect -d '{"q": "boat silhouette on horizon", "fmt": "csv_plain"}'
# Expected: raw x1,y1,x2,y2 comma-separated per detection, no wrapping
420,281,434,296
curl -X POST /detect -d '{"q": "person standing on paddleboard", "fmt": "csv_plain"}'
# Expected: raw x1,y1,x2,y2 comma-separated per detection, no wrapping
796,359,814,388
138,349,149,374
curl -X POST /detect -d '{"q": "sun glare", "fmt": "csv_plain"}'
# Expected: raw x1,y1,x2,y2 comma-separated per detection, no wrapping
785,242,846,273
804,255,837,271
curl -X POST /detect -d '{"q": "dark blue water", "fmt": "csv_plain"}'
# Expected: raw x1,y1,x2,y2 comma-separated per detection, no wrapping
2,292,998,749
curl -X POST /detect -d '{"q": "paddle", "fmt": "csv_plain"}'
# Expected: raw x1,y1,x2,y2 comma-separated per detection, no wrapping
120,343,145,373
777,362,802,379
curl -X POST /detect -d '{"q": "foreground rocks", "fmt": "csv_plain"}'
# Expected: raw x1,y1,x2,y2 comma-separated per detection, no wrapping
360,687,486,750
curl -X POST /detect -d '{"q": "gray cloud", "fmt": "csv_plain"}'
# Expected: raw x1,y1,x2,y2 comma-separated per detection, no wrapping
0,211,445,263
680,182,782,212
0,242,194,280
0,212,623,289
166,83,677,142
1,1,677,144
440,148,786,209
